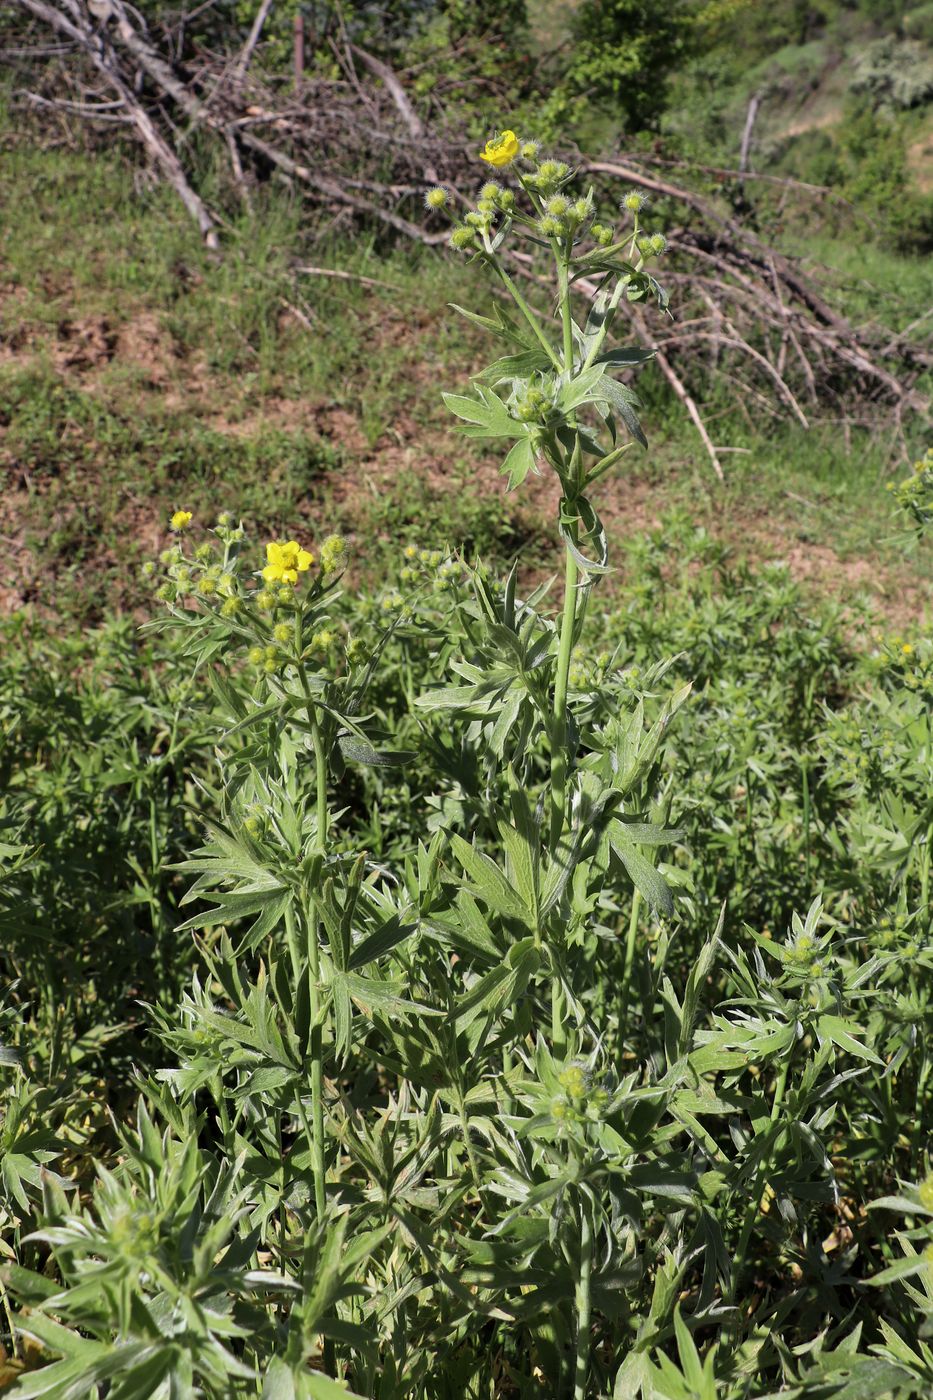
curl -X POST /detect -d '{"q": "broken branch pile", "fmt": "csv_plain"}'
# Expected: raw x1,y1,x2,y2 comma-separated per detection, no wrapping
6,0,930,470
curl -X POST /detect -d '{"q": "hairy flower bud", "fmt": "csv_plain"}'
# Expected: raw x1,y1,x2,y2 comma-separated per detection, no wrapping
450,226,476,251
321,534,348,574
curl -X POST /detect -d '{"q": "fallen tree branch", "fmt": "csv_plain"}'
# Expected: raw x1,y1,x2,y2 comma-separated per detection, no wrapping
15,0,219,246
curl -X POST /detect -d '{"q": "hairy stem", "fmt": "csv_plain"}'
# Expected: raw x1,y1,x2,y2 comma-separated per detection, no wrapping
550,543,579,848
573,1201,594,1400
307,712,328,1221
731,1058,791,1298
491,258,562,371
620,889,642,1040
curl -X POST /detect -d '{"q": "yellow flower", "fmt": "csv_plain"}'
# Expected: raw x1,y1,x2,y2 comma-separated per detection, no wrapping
262,540,314,585
479,130,520,168
902,643,914,655
170,509,193,531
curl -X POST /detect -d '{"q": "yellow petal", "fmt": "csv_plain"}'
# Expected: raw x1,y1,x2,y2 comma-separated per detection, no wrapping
262,564,282,582
296,550,313,571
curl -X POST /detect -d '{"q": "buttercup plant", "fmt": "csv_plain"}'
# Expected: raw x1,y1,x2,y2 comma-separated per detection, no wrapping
8,128,931,1400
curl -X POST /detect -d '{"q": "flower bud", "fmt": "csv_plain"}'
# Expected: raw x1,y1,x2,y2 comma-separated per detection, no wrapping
273,622,291,643
256,589,275,611
321,534,348,573
424,186,448,210
450,226,476,251
248,646,265,665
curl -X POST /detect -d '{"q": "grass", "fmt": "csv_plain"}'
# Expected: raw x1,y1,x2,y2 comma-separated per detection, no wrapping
1,142,930,628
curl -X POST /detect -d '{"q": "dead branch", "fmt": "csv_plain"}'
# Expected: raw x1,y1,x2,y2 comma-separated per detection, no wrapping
8,0,928,467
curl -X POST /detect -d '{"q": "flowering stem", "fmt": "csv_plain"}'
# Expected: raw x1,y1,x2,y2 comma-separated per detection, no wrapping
307,711,328,1222
620,888,642,1040
490,258,563,371
731,1058,791,1300
573,1199,594,1400
550,247,581,851
557,249,575,376
550,545,578,842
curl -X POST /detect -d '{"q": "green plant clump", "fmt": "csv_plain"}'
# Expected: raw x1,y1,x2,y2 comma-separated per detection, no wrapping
0,130,932,1400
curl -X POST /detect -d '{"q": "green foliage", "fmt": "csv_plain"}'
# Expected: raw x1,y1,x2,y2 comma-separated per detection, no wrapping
562,0,696,131
835,100,933,250
0,129,932,1400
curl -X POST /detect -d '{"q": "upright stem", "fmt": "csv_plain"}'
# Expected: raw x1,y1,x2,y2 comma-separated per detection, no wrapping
307,712,328,1221
557,250,575,376
573,1201,594,1400
491,259,563,371
550,544,579,848
731,1058,790,1299
549,245,581,852
620,889,642,1041
801,758,811,890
